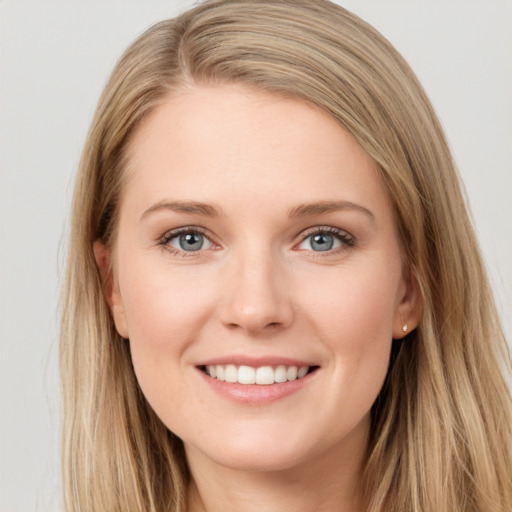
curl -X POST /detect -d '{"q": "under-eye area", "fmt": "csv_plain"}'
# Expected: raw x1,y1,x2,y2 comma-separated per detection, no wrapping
199,364,320,385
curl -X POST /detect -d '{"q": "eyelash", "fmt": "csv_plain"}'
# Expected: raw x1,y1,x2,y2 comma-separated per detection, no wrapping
296,226,355,255
158,226,215,258
158,225,355,257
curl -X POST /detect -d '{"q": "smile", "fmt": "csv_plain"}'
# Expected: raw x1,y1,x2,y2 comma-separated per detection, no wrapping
203,364,314,385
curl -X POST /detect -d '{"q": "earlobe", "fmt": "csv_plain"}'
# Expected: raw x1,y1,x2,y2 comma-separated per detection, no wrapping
393,268,423,339
93,241,129,339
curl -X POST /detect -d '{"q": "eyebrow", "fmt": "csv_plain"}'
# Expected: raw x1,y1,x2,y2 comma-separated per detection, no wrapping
140,199,375,223
287,201,375,222
141,200,223,220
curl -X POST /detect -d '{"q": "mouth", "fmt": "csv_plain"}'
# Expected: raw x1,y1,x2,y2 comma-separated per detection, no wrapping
199,364,319,385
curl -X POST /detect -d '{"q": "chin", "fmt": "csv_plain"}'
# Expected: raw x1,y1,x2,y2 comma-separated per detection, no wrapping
203,445,310,473
184,424,330,474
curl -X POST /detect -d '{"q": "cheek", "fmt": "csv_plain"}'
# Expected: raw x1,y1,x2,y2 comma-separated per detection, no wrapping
117,264,223,432
301,263,400,399
117,258,218,391
305,263,400,343
119,257,215,341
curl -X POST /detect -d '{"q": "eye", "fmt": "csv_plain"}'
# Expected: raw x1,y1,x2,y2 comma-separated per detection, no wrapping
161,228,214,253
296,227,354,253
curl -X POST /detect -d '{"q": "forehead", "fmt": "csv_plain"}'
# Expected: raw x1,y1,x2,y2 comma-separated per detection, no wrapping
122,84,392,221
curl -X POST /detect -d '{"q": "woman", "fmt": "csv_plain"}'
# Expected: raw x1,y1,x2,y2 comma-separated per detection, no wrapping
60,0,512,510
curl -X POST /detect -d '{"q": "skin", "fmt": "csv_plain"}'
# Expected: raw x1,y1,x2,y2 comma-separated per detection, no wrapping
95,84,420,512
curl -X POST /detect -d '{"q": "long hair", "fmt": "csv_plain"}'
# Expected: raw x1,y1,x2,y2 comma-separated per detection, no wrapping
60,1,512,510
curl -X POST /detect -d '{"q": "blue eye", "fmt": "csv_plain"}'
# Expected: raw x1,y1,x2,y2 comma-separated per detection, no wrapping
297,228,353,252
309,233,337,251
166,230,213,252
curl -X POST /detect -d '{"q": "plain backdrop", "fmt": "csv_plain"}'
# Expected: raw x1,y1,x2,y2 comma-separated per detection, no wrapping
1,1,511,511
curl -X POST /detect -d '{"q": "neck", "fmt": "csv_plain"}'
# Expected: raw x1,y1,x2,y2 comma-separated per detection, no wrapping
185,419,368,512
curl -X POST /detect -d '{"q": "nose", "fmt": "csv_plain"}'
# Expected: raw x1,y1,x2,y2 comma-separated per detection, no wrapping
218,249,295,334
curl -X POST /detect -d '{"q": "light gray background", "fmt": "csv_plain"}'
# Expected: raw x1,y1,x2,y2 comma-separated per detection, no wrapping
1,1,511,511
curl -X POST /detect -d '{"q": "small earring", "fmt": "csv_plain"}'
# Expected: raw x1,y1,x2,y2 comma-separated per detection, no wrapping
402,324,408,333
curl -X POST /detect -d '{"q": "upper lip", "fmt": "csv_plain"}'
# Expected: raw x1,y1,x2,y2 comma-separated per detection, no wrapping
195,355,320,368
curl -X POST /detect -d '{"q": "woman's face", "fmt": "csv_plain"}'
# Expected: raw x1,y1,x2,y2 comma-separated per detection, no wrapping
102,84,416,473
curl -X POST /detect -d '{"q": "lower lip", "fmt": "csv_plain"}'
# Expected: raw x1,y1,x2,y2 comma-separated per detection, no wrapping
197,368,317,404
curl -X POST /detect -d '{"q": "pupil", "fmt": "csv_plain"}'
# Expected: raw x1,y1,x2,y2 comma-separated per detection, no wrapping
311,233,333,251
179,233,203,251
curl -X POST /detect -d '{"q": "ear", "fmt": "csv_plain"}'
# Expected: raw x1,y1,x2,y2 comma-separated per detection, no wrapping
392,266,422,339
93,241,129,339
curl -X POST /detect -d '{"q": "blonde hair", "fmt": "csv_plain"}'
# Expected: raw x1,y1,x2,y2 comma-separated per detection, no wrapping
60,1,512,511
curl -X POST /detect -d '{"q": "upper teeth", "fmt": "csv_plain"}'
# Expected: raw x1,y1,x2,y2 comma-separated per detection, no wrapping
205,364,310,385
